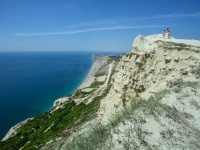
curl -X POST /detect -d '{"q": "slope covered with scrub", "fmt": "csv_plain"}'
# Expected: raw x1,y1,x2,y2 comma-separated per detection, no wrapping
0,55,120,150
61,34,200,150
1,34,200,150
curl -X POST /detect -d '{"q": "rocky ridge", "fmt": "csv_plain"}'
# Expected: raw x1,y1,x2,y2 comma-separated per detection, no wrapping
98,34,200,123
43,34,200,150
95,34,200,149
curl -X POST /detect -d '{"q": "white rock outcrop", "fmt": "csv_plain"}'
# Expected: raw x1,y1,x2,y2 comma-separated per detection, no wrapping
98,34,200,123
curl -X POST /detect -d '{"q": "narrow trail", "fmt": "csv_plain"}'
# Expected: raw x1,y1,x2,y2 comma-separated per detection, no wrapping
52,61,114,108
104,62,113,86
98,61,113,96
85,61,114,104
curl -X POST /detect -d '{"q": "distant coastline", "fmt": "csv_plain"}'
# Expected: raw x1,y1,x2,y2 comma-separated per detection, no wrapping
1,51,122,141
0,51,93,140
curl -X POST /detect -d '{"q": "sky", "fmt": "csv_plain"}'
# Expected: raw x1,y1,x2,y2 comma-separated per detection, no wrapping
0,0,200,52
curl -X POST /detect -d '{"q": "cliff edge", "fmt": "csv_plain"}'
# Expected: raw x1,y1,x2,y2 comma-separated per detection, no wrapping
94,34,200,149
98,34,200,123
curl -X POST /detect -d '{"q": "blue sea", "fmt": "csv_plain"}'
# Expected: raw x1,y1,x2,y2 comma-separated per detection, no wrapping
0,51,95,140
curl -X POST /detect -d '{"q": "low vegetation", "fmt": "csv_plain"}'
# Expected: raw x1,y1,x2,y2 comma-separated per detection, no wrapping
0,71,115,150
0,83,112,150
73,89,95,98
89,81,104,88
94,55,121,78
107,55,121,63
64,79,199,150
167,78,199,93
0,55,122,149
64,97,165,150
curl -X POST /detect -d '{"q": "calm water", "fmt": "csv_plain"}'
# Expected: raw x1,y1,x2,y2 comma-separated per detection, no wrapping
0,51,94,139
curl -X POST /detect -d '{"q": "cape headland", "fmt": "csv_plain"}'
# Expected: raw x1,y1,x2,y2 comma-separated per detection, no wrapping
1,34,200,150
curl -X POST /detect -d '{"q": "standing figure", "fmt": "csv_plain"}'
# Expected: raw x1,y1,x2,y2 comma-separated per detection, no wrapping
166,28,170,39
163,30,166,39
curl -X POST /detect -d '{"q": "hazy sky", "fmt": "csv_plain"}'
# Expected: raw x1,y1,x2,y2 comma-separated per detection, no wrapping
0,0,200,51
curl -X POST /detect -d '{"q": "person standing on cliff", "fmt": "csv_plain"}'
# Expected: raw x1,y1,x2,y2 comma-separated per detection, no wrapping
166,28,170,39
163,30,166,38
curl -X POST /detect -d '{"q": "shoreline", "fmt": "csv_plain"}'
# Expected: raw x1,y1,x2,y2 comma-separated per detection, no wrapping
1,118,33,141
0,51,94,141
78,55,109,89
1,54,113,141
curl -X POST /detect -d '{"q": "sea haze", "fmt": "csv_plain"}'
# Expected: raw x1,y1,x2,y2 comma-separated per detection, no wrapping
0,51,93,139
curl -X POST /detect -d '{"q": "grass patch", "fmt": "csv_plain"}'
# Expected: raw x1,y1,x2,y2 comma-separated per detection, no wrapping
73,89,95,98
89,81,104,88
0,83,112,150
107,56,121,63
51,80,199,149
66,123,109,150
95,72,106,77
94,55,121,78
65,90,168,150
167,79,199,93
0,99,100,149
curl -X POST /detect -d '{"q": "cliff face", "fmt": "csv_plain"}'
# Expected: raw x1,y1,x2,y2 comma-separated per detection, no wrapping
98,34,200,123
91,34,200,149
43,35,200,149
57,34,200,150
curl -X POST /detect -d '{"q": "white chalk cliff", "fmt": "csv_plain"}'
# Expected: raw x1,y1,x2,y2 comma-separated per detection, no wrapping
96,34,200,149
98,34,200,122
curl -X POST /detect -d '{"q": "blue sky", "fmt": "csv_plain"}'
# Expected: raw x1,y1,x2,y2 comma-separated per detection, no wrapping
0,0,200,51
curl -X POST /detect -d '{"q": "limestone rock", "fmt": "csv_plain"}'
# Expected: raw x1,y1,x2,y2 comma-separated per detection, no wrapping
98,34,200,123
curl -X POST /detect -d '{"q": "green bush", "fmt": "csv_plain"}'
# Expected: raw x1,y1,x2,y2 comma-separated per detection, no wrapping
89,81,104,88
0,84,112,150
0,56,121,149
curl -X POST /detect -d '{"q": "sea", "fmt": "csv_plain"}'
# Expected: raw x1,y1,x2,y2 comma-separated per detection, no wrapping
0,51,97,140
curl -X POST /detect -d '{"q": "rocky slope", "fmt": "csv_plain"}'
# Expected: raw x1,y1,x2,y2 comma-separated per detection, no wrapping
44,34,200,150
1,34,200,150
98,34,200,123
95,34,200,149
0,55,120,150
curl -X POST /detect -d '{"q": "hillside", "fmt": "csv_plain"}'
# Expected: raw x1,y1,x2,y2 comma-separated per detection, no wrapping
1,34,200,150
44,34,200,150
96,34,200,149
98,34,200,123
0,55,120,150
